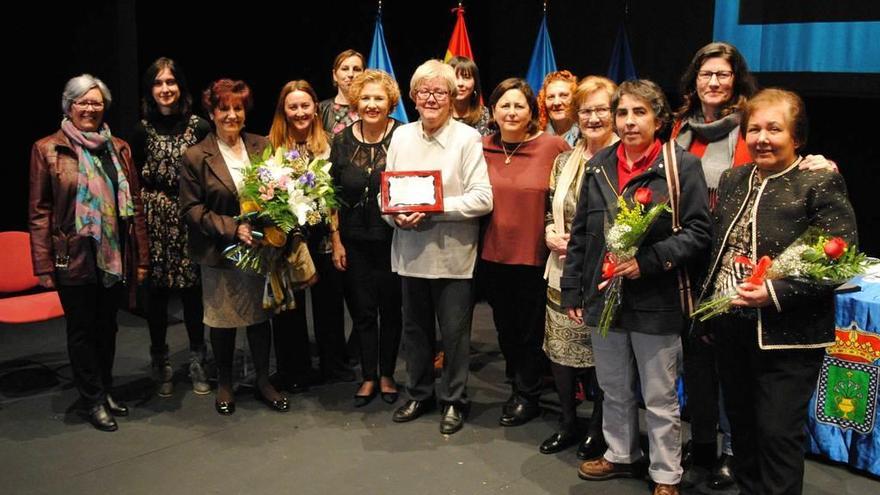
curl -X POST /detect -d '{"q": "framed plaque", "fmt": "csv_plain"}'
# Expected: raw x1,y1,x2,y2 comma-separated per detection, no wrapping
380,170,444,214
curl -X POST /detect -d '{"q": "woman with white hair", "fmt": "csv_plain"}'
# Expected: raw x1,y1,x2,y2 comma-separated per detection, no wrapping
386,59,493,435
28,74,149,431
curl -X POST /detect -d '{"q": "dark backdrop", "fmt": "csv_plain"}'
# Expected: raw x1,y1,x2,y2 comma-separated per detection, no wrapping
10,0,880,252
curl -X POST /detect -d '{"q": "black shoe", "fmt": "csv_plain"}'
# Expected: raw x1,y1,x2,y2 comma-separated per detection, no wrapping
576,432,608,460
215,400,236,415
707,454,735,490
381,391,399,404
105,394,129,417
540,427,579,454
392,399,435,423
255,391,290,412
499,396,540,427
353,383,378,408
87,404,118,432
440,403,466,435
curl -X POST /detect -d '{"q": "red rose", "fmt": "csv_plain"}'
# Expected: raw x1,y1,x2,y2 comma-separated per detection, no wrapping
601,252,616,279
823,237,847,260
633,187,652,205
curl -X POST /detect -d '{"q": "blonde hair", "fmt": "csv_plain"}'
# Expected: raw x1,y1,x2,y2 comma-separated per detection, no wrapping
349,69,401,115
268,80,330,156
409,59,456,101
568,76,618,122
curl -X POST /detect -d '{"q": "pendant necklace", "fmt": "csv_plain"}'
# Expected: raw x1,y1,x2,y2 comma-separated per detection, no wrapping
501,139,526,164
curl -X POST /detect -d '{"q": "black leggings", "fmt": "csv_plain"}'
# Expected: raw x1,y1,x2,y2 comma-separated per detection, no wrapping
147,286,204,354
210,322,272,386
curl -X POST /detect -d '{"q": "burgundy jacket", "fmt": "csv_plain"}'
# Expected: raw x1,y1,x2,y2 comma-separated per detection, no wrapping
179,132,269,266
28,130,149,292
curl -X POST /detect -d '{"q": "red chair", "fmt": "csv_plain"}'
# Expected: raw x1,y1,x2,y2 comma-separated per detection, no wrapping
0,231,64,323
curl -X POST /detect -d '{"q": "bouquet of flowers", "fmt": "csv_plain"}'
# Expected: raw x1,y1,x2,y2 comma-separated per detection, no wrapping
223,147,338,311
690,227,874,322
596,187,671,336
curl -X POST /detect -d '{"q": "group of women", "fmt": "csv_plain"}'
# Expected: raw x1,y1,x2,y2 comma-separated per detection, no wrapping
28,42,855,495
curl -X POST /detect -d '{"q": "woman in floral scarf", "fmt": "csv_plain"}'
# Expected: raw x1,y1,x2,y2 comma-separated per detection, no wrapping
29,74,149,432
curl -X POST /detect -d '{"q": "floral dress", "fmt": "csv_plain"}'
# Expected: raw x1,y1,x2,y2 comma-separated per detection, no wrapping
140,114,206,288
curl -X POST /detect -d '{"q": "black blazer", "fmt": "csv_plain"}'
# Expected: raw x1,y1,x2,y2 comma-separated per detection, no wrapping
701,162,857,349
561,142,712,335
179,132,269,266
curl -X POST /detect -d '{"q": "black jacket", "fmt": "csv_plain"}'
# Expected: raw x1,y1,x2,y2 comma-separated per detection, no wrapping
701,162,857,349
561,142,711,334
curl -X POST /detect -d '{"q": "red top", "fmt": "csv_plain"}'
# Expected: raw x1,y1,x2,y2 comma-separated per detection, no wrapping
616,139,662,192
481,133,570,266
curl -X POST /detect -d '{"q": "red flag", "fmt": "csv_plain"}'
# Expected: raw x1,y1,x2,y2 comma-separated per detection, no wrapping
444,7,474,62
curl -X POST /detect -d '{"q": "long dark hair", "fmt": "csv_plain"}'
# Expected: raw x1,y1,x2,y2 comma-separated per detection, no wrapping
676,42,757,120
447,56,484,126
141,57,194,120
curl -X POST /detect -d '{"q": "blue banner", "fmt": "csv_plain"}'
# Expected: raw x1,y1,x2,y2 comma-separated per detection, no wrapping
526,15,558,94
368,13,409,124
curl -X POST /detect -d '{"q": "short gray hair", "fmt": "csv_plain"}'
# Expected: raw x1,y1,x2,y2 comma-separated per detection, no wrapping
62,74,112,115
611,79,672,137
409,59,456,101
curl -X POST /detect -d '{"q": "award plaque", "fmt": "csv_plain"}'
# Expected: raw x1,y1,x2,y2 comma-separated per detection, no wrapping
380,170,444,214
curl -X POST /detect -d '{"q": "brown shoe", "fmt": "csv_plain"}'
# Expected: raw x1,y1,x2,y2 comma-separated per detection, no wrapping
653,483,679,495
577,457,646,481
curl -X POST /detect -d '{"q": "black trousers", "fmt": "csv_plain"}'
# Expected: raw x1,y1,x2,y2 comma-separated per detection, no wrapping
57,282,123,407
714,316,824,495
146,285,205,354
482,261,547,398
343,239,401,381
401,276,474,405
272,246,349,379
210,321,272,385
682,329,720,446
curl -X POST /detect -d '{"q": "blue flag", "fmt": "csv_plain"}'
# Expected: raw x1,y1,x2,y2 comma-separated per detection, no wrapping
525,15,558,94
607,23,638,83
368,12,408,124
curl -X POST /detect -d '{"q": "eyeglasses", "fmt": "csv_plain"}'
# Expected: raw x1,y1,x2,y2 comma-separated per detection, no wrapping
697,70,734,83
416,89,450,101
577,106,611,118
72,100,105,110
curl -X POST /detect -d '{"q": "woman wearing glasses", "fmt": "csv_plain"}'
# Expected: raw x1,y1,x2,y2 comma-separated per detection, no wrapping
29,74,149,431
541,76,618,456
386,60,492,435
673,42,835,488
328,70,403,407
480,78,569,428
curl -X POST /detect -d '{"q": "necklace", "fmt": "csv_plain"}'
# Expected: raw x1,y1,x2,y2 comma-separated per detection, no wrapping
500,139,526,164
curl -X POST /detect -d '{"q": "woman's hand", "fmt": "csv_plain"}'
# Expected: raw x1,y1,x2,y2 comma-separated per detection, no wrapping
800,154,838,172
614,258,641,279
394,212,427,230
236,223,255,246
38,274,55,289
137,267,148,284
545,230,569,258
730,281,771,308
331,236,347,271
567,307,584,325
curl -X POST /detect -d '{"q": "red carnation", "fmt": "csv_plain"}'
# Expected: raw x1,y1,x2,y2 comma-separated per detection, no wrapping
823,237,847,260
633,187,652,205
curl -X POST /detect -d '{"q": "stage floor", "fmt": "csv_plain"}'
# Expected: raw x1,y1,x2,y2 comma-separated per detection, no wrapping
0,301,875,495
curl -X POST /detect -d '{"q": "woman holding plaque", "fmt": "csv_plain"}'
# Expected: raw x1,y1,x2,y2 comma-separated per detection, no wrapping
480,77,569,428
386,59,493,435
329,69,403,407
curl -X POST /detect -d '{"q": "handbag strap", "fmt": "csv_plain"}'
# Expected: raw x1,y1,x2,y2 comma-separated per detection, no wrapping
661,141,695,315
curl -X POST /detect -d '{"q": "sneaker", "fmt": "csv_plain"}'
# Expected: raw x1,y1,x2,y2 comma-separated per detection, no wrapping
577,457,647,481
189,350,211,395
